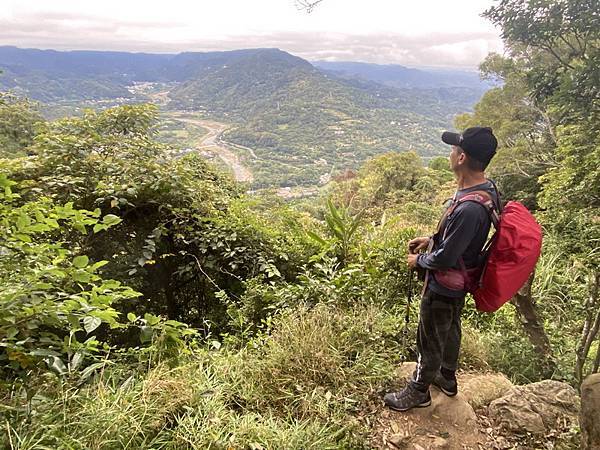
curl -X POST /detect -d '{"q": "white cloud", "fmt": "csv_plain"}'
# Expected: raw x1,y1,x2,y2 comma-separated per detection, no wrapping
0,0,504,67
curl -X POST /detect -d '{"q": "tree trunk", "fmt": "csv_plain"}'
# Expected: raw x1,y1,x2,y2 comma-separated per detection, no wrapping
576,272,600,385
593,337,600,374
511,272,556,378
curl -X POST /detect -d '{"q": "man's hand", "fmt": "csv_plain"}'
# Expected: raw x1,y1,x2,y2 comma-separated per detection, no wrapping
407,253,419,269
408,236,430,254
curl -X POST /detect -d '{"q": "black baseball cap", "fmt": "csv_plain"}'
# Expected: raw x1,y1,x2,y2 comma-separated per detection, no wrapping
442,127,498,164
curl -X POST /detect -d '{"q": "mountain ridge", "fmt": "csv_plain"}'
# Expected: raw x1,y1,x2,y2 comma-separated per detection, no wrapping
0,46,490,186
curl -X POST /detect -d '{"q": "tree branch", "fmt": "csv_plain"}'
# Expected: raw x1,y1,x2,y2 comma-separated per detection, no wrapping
295,0,324,13
558,34,581,58
541,43,576,70
576,272,600,383
511,272,556,378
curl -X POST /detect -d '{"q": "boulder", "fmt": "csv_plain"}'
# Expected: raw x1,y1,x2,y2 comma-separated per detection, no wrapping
488,380,579,435
459,373,513,409
418,389,477,427
395,363,512,410
581,373,600,450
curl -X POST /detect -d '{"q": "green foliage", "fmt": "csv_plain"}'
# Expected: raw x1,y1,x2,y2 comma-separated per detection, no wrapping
538,124,600,268
306,197,365,265
456,54,554,209
4,302,404,449
4,104,282,333
358,151,426,202
0,175,138,377
455,0,600,386
484,0,599,119
2,7,598,446
326,150,453,231
428,156,451,173
0,92,43,157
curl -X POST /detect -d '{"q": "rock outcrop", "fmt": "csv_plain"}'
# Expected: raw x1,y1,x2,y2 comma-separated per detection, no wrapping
376,365,581,449
459,373,513,409
581,373,600,450
488,379,579,435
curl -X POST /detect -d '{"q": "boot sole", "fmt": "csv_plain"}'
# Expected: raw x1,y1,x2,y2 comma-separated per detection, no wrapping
433,385,458,397
386,399,432,412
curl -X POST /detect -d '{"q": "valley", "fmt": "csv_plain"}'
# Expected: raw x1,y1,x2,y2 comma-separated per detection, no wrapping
0,46,490,189
170,114,254,183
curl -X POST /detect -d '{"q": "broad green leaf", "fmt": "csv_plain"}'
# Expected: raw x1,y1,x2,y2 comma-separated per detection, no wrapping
15,233,32,243
73,223,86,233
102,214,121,226
306,231,327,245
93,224,107,233
73,255,89,268
143,313,160,326
46,356,68,376
44,218,59,228
6,327,18,339
31,349,61,357
70,352,84,371
67,314,81,331
83,316,102,334
140,326,153,343
16,214,31,230
80,361,107,381
90,260,109,271
72,271,92,283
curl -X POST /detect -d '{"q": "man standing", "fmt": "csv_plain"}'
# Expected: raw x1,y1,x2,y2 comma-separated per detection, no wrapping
384,127,499,411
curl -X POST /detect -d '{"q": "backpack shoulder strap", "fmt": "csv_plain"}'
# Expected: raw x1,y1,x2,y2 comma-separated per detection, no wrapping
452,190,500,228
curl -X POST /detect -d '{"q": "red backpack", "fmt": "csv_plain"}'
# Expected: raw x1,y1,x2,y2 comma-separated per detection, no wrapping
472,198,542,312
434,187,543,312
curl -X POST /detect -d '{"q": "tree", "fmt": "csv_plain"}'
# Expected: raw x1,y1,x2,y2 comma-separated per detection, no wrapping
4,104,310,333
480,0,600,384
0,92,43,157
358,151,426,202
455,53,556,209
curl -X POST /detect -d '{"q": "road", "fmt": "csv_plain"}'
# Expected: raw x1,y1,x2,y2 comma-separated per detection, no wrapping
173,116,254,183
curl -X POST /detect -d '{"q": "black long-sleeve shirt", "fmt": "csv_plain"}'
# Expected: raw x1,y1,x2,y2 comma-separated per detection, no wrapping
417,181,499,298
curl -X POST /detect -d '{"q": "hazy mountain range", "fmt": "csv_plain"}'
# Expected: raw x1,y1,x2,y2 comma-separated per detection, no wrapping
0,46,492,186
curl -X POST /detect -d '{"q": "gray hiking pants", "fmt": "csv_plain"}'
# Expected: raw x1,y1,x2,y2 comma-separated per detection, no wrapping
410,288,465,390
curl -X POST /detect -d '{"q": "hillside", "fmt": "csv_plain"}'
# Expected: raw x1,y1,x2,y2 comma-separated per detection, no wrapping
0,46,489,186
166,49,487,186
313,60,492,90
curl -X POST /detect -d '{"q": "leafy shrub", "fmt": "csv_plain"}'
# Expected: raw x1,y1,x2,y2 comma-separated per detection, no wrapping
0,175,138,379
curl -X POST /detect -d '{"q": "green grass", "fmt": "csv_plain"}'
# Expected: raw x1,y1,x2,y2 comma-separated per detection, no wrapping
3,303,405,449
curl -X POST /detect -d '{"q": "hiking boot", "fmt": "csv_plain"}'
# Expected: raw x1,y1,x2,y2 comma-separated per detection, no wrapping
383,384,431,412
432,372,458,397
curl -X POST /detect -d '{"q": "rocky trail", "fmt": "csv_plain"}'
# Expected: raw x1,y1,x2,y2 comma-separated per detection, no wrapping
368,363,582,450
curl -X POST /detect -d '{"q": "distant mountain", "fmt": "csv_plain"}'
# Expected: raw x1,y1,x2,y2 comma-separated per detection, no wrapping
166,50,489,186
0,46,308,101
0,46,491,187
168,49,317,115
312,61,492,90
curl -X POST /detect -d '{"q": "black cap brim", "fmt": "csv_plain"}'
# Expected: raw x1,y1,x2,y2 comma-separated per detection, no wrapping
442,131,461,146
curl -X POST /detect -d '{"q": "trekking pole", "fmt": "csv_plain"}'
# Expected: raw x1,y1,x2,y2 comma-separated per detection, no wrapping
400,269,414,363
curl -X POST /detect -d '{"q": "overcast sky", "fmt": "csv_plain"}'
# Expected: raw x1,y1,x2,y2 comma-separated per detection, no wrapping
0,0,504,68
